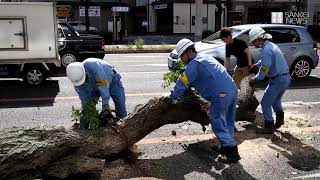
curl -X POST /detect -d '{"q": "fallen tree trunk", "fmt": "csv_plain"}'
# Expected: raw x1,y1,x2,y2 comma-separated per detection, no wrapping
0,79,259,179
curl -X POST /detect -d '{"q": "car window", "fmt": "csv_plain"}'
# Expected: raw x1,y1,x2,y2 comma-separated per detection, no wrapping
203,28,243,44
57,26,65,39
263,28,300,44
235,31,253,46
69,23,77,26
59,23,78,39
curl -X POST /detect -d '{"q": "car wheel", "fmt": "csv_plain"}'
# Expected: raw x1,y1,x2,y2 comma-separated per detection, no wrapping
61,51,78,67
290,58,312,79
23,66,46,86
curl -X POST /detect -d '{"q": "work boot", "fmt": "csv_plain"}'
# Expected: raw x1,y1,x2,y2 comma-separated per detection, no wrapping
256,121,275,134
275,111,284,129
212,145,226,155
218,145,241,164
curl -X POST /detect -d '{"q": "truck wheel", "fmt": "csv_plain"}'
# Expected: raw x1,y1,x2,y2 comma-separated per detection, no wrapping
23,66,46,86
61,51,78,67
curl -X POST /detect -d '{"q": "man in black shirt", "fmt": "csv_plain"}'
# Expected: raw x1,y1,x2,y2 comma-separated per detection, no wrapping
220,27,253,88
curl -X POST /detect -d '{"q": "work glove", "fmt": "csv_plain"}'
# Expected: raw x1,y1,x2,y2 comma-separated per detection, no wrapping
249,77,257,87
100,105,113,120
99,105,116,127
163,95,173,102
248,65,259,75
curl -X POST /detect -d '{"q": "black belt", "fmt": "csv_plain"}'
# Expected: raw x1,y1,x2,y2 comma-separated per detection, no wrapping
270,72,289,80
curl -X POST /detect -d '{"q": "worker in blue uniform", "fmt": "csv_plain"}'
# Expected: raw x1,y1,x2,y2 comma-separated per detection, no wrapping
170,38,240,163
248,27,291,134
66,58,127,129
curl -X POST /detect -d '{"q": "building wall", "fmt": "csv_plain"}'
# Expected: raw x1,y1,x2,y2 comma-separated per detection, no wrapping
147,2,157,32
136,0,147,6
173,3,190,33
173,3,217,33
231,0,309,25
308,0,320,25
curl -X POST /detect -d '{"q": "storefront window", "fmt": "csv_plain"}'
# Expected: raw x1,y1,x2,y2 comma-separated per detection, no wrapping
314,11,320,25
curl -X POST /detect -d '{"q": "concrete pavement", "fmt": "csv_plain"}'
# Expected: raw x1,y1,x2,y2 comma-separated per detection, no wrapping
1,53,320,179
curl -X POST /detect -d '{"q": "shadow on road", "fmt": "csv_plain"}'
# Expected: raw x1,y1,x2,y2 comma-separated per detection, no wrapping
239,112,320,172
100,147,255,180
269,132,320,171
0,80,60,108
131,141,256,180
100,111,320,179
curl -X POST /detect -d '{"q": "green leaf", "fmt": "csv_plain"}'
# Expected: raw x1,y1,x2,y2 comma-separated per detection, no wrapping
83,99,100,130
162,60,184,88
71,106,81,123
71,99,101,130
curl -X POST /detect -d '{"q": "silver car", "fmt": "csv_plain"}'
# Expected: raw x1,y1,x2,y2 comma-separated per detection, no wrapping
168,24,319,79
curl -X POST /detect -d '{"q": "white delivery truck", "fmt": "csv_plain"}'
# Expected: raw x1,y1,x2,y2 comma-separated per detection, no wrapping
0,2,60,86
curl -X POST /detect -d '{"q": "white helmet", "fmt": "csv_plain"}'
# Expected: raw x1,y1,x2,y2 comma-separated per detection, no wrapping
176,38,195,57
249,27,266,42
66,62,86,86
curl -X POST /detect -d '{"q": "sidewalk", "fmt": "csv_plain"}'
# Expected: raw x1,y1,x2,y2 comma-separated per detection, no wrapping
101,102,320,179
115,34,195,45
104,34,194,53
104,44,176,54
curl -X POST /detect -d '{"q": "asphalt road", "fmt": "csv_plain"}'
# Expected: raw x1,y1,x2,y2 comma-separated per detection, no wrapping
1,53,320,179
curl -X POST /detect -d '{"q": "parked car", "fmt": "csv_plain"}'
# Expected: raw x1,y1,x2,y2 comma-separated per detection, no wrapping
57,22,105,67
168,24,319,79
68,21,98,32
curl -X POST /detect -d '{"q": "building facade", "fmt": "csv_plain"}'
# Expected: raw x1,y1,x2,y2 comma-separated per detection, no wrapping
1,0,136,36
229,0,306,25
307,0,320,25
2,0,319,36
136,0,228,34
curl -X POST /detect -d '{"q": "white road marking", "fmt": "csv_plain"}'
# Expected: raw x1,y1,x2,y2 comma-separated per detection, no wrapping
256,101,320,109
121,71,168,74
0,92,171,102
286,173,320,179
130,64,167,67
122,55,167,58
109,60,167,63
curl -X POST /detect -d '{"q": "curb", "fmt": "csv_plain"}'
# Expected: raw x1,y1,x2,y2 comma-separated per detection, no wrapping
105,49,173,54
104,45,175,54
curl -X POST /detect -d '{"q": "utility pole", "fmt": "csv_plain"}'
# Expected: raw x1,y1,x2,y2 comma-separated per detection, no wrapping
195,0,203,41
84,0,90,32
295,0,302,12
215,0,222,31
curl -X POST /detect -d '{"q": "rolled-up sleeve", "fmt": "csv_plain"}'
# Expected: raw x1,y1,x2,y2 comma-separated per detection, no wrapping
255,49,272,81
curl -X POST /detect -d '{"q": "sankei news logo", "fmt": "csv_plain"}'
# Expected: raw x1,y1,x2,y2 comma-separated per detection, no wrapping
272,12,309,25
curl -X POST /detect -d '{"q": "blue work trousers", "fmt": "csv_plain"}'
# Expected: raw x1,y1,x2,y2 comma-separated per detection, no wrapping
210,90,238,147
261,74,291,122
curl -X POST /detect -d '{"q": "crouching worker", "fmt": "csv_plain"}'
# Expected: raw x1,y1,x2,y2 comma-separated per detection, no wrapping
66,58,127,129
170,38,240,163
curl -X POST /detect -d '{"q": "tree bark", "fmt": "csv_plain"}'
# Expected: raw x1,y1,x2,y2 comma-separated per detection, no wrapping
0,79,259,179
